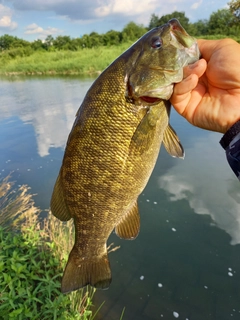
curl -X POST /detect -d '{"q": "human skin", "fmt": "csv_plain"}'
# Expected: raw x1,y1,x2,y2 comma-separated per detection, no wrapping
170,39,240,134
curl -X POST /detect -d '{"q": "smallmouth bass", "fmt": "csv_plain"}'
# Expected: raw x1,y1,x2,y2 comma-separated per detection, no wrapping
51,19,199,293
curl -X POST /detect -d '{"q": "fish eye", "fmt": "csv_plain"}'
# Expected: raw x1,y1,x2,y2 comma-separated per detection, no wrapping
151,37,162,49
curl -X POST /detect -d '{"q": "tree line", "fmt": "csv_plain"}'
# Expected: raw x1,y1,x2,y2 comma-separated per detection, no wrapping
0,3,239,56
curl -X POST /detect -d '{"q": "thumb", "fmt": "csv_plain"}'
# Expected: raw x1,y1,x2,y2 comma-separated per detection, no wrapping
182,59,207,79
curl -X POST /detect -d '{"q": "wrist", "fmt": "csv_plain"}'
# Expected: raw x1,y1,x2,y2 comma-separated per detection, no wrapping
220,120,240,150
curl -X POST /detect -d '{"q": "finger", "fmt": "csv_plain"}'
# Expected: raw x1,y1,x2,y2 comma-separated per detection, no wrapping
197,39,220,62
171,76,206,118
171,83,207,128
170,59,207,110
170,75,197,116
173,73,199,97
183,58,207,79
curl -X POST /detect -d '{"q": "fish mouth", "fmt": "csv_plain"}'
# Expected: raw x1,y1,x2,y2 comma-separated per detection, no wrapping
168,19,194,48
139,96,162,103
168,19,200,65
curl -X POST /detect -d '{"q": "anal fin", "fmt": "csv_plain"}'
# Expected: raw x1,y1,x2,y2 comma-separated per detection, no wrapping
163,124,185,159
50,174,72,221
115,201,140,240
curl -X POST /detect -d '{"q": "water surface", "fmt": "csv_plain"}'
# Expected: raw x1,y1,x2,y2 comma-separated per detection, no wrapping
1,76,240,320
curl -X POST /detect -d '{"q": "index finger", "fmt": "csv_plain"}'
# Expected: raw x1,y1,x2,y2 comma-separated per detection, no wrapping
197,39,219,62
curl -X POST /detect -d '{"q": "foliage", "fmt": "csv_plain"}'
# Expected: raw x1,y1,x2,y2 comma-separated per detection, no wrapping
155,11,191,31
0,176,97,319
149,14,159,30
0,42,132,75
53,36,76,51
103,30,122,46
0,34,29,51
208,8,240,35
0,175,38,229
228,0,240,20
121,22,147,41
0,7,239,75
192,19,209,36
148,9,240,36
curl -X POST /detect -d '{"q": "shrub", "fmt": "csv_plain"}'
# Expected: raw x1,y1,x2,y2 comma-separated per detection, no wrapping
0,176,97,319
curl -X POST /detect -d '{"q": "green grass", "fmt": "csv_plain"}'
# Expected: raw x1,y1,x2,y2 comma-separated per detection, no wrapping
0,175,97,319
198,34,240,42
0,43,132,75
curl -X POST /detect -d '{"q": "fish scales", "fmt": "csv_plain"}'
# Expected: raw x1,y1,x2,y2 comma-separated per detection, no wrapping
51,18,200,293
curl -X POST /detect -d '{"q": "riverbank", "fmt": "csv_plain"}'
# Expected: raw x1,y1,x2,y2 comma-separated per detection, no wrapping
0,35,239,76
0,43,131,76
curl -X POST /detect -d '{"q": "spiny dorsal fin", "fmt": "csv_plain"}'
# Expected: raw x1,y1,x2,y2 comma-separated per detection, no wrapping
50,174,72,221
163,124,185,159
115,201,140,240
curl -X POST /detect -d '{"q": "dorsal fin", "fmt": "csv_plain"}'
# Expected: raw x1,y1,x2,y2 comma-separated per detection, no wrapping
115,201,140,240
50,174,72,221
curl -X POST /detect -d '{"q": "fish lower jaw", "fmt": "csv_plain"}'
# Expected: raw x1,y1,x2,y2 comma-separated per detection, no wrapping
138,84,173,101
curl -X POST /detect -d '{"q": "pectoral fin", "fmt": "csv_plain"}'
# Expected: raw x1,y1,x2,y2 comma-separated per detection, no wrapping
115,202,140,240
163,124,184,158
130,105,161,155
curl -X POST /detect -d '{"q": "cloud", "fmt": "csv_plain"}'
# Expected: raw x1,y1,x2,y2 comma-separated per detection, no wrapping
95,0,156,18
25,23,43,34
11,0,100,20
24,23,62,38
0,4,17,30
10,0,173,23
158,132,240,245
191,0,203,10
5,0,228,35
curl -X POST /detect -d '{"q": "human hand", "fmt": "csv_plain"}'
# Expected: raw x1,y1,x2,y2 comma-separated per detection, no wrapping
170,39,240,133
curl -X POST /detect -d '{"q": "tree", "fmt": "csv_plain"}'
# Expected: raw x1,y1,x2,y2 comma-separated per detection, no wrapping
31,39,45,51
103,30,121,46
149,14,159,29
208,8,238,35
157,11,190,31
0,34,29,50
88,32,104,47
148,11,197,34
228,0,240,20
44,35,54,49
53,35,72,50
121,22,147,42
192,19,209,36
0,34,16,50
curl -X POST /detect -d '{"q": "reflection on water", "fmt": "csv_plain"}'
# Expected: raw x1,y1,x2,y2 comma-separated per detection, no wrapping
0,76,94,209
1,76,240,320
0,76,94,156
158,131,240,245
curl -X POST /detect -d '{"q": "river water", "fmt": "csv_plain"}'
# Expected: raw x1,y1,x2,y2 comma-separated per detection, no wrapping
1,76,240,320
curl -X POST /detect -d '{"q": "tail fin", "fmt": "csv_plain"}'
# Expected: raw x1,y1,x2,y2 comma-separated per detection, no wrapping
61,245,111,293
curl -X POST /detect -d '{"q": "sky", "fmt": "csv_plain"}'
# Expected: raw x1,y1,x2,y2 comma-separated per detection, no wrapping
0,0,229,41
